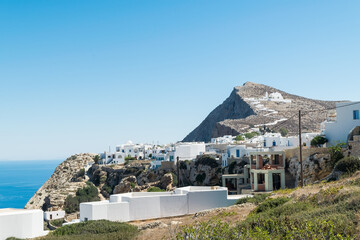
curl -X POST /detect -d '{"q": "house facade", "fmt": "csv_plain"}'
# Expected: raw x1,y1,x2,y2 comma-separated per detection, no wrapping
249,151,286,192
321,102,360,146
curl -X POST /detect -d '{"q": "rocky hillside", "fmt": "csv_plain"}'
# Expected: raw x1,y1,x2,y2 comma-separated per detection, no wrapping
25,153,96,211
183,82,338,142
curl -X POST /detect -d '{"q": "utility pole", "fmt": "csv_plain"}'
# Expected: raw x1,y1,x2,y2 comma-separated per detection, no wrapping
176,157,180,188
299,110,304,187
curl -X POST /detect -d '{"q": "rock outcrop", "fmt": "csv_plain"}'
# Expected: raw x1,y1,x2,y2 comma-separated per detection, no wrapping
25,153,96,211
183,82,339,142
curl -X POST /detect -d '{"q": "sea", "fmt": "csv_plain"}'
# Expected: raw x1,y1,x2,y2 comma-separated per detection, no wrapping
0,160,63,209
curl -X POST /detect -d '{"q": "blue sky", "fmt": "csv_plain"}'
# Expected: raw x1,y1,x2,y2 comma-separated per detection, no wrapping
0,1,359,160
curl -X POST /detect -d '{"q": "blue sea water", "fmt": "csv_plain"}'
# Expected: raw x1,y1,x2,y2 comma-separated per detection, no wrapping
0,160,63,209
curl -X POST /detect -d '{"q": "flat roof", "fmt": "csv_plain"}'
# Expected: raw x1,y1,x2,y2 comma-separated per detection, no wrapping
0,208,42,215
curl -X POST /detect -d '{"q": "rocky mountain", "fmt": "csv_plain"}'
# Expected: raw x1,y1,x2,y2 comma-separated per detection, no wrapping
183,82,338,142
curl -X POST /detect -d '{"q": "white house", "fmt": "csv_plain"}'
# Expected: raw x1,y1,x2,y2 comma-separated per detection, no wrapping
211,135,235,144
174,142,206,162
0,209,48,240
80,186,249,222
321,102,360,146
44,210,65,221
248,133,317,149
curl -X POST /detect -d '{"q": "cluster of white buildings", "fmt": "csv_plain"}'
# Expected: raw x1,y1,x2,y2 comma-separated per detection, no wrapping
100,141,206,169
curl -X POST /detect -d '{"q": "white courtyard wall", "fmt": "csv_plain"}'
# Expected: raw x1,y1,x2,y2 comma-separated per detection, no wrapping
0,209,45,240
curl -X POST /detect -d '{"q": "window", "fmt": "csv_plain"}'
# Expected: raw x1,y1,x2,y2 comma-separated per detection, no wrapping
274,155,280,164
354,110,359,120
258,173,265,184
264,140,266,147
236,149,240,158
272,140,276,146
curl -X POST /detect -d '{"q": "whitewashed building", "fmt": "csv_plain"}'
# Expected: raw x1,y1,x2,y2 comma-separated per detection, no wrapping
174,142,206,162
321,102,360,146
44,210,65,221
211,135,235,144
80,186,248,222
0,209,48,239
248,133,317,149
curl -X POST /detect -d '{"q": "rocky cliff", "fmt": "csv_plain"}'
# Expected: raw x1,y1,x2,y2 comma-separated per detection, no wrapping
183,82,338,142
25,153,96,211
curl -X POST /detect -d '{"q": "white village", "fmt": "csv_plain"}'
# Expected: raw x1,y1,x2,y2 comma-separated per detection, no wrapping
1,90,360,239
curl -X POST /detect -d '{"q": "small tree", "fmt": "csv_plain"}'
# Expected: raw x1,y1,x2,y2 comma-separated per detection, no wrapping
329,142,346,167
279,128,289,137
93,155,101,164
235,135,244,141
311,136,328,147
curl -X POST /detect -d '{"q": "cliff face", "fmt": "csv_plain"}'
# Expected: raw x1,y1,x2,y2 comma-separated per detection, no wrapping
183,82,338,142
25,153,96,211
183,88,255,142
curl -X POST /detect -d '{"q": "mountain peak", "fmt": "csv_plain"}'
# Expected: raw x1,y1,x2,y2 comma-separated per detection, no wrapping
182,83,337,142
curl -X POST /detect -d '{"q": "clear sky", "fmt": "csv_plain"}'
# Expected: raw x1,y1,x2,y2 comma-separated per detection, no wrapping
0,1,359,160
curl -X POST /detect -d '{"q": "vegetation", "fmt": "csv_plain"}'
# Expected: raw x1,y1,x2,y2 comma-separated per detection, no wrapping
78,168,85,177
279,128,288,137
44,220,139,240
125,156,137,161
171,172,178,187
101,184,113,195
147,186,166,192
195,155,218,168
236,193,270,205
329,142,346,167
244,131,259,139
195,173,206,183
311,135,328,147
235,135,244,141
178,175,360,239
228,161,236,174
335,156,360,174
64,182,100,213
50,219,64,228
93,155,101,164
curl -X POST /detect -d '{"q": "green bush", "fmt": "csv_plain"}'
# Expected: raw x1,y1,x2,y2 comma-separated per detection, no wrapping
329,142,346,167
171,172,178,187
236,194,270,205
48,220,139,240
254,197,290,213
93,155,101,164
279,128,289,137
64,182,100,213
228,161,236,174
335,157,360,174
50,219,64,227
235,135,244,141
147,187,165,192
311,135,328,147
244,132,259,139
101,184,113,195
195,155,219,168
195,173,206,183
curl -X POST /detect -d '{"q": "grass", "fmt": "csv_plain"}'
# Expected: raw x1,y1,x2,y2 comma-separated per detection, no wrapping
42,220,139,240
178,175,360,239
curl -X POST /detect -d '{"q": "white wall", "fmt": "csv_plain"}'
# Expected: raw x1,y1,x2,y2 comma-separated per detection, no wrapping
44,210,65,221
175,143,206,161
0,209,46,240
324,102,360,145
80,187,237,222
